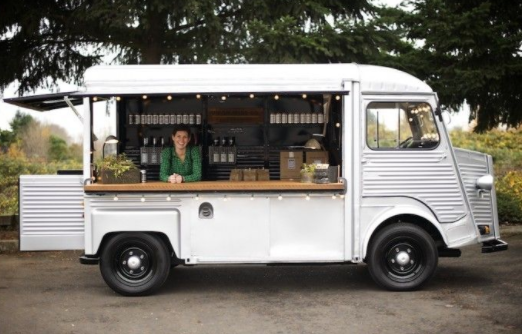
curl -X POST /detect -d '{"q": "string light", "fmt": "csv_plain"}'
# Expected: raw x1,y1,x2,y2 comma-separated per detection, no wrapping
92,97,98,102
335,95,341,100
221,95,227,101
274,94,279,100
116,96,121,101
302,94,307,99
142,95,147,100
167,95,172,100
249,94,255,98
196,94,201,99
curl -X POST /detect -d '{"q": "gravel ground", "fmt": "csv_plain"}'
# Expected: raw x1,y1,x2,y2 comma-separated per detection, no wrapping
0,227,520,334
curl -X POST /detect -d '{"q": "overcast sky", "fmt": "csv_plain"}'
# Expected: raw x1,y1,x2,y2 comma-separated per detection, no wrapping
0,0,470,141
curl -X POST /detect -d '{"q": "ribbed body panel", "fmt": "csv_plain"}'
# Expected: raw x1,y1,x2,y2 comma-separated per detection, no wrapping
19,175,85,250
362,151,466,223
454,148,495,226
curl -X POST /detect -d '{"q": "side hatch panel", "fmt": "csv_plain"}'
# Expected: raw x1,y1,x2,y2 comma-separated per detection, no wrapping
19,175,85,251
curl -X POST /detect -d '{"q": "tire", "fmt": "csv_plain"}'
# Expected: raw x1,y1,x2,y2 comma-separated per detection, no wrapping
367,223,438,291
100,233,170,296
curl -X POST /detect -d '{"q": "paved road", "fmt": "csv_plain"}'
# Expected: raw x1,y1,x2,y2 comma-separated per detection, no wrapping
0,231,521,334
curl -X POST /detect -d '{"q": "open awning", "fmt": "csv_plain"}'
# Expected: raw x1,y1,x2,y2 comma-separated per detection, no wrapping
2,92,83,112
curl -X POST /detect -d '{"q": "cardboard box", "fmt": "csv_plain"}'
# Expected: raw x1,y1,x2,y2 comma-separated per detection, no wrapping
280,151,303,180
306,151,329,165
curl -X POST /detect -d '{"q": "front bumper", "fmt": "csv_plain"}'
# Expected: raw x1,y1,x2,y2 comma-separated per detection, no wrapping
482,239,508,253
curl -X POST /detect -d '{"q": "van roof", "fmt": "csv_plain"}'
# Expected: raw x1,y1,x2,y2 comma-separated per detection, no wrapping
3,64,433,111
83,63,432,95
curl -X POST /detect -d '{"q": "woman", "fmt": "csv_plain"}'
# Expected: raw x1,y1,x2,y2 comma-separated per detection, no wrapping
160,125,202,183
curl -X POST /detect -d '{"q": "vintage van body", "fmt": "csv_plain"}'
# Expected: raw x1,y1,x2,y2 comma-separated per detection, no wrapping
5,64,507,296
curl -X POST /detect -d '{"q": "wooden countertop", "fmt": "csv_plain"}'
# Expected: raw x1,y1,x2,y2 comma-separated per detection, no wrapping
84,181,345,193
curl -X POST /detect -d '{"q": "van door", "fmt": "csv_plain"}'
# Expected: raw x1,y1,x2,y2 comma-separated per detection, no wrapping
360,98,468,224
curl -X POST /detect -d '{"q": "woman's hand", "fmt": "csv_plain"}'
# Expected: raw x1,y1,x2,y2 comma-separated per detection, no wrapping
168,174,183,183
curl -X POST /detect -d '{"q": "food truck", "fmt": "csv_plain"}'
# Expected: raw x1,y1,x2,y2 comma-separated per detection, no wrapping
4,64,507,296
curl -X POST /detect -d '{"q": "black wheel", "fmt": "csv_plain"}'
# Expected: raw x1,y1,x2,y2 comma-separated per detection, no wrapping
367,223,438,291
100,233,170,296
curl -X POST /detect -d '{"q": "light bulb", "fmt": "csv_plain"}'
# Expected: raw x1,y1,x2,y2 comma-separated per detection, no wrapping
196,94,201,99
113,195,118,201
167,95,172,100
249,94,255,98
335,95,341,100
278,194,283,200
302,94,307,99
141,196,145,202
166,195,171,201
274,94,279,100
142,95,147,100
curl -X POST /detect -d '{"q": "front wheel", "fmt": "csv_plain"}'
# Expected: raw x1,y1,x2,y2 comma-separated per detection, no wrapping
367,223,438,291
100,233,170,296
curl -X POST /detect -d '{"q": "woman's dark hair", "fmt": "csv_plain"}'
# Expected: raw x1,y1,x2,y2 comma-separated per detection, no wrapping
171,124,191,137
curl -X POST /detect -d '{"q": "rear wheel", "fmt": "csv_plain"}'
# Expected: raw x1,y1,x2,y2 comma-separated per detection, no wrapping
367,223,438,291
100,233,170,296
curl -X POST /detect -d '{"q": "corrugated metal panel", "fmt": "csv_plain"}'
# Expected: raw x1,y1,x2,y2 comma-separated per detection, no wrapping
454,148,494,226
362,151,467,223
19,175,84,250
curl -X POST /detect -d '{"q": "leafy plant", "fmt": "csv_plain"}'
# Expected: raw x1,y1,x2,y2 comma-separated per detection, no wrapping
300,163,316,174
96,154,137,179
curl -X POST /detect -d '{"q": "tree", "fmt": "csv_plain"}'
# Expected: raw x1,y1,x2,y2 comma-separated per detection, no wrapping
376,0,522,131
48,134,69,161
0,0,375,94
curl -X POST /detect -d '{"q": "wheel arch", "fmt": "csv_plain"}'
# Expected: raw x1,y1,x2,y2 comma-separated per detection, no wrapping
362,207,448,260
96,231,179,261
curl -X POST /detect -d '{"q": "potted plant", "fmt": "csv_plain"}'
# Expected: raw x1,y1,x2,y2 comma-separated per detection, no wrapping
97,154,140,184
300,163,315,183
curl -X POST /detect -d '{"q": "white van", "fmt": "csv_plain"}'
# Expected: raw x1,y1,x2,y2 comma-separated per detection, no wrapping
5,64,507,296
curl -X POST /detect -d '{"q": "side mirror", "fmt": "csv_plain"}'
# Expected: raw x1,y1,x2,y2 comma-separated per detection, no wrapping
476,175,493,191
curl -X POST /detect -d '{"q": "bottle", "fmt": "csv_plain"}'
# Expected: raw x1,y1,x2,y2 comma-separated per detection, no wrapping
141,137,149,165
213,137,220,163
151,137,158,164
189,113,195,124
196,114,202,125
128,113,134,125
